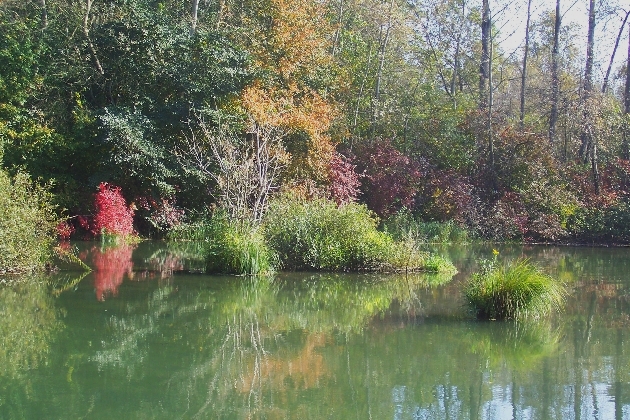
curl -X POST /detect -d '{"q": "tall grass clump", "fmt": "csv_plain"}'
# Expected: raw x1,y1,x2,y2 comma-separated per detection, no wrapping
464,257,565,320
384,209,470,244
263,195,456,273
0,171,57,274
202,213,276,276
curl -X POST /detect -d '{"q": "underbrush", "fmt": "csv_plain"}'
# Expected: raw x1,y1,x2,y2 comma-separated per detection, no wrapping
0,171,57,274
384,210,470,244
464,257,565,320
263,196,456,273
204,215,277,275
566,201,630,244
169,213,276,276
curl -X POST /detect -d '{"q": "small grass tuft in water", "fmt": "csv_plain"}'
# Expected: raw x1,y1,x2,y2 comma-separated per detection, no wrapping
464,258,565,320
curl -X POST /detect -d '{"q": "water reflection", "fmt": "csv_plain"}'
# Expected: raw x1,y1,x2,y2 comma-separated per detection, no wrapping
83,243,136,301
79,242,204,301
0,277,63,419
2,243,630,419
0,277,62,379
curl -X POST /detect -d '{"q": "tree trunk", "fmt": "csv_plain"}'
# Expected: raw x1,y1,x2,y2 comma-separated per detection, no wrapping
549,0,560,144
591,128,600,194
216,0,226,29
479,0,490,110
602,10,630,94
578,0,596,162
83,0,104,76
583,0,596,94
331,0,344,57
625,24,630,115
451,30,461,105
623,24,630,160
40,0,48,29
191,0,199,35
372,0,394,131
488,29,495,188
519,0,532,128
450,0,466,108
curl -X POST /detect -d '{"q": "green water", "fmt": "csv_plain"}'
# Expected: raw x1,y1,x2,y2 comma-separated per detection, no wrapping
1,242,630,419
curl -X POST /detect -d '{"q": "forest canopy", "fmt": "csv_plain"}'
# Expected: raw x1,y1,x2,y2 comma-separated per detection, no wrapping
1,0,630,244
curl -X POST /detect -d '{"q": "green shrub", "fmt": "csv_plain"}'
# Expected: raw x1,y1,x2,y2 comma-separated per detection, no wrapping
263,196,456,272
566,201,630,244
203,214,276,276
0,171,57,274
464,258,565,320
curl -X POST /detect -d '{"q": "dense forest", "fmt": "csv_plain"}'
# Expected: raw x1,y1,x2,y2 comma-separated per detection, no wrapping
1,0,629,245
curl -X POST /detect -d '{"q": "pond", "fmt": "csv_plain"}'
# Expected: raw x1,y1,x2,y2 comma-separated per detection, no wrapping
1,242,629,419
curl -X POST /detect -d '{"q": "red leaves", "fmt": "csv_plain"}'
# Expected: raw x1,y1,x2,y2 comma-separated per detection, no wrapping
328,152,361,205
92,182,135,237
355,140,424,217
56,221,75,240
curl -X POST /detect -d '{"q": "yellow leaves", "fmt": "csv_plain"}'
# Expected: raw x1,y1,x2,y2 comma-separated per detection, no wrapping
242,82,337,184
239,0,341,187
254,0,332,79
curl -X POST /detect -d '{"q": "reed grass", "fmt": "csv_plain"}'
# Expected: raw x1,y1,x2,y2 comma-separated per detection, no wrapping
203,215,276,276
464,258,565,320
263,196,456,273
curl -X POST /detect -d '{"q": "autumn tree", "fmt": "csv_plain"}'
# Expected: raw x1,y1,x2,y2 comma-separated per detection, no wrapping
238,0,340,192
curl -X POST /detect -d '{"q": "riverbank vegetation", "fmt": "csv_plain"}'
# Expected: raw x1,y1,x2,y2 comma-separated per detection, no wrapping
168,198,456,275
263,196,455,273
0,170,57,274
1,0,630,265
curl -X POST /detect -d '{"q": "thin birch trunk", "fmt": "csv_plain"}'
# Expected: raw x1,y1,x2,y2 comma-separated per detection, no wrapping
623,24,630,160
578,0,596,161
519,0,532,128
191,0,199,35
40,0,48,29
84,0,104,75
602,10,630,94
549,0,561,144
479,0,490,109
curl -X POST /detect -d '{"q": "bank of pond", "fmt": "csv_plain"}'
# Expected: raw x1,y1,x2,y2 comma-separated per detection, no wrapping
1,242,629,419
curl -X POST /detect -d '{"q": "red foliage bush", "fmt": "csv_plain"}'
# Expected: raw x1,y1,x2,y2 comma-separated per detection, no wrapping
93,182,135,236
417,169,476,223
565,163,619,209
483,192,529,240
354,139,424,217
56,221,75,240
328,152,361,205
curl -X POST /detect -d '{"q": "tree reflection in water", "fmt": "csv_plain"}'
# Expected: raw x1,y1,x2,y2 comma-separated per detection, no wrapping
0,278,62,378
5,244,630,419
85,244,136,301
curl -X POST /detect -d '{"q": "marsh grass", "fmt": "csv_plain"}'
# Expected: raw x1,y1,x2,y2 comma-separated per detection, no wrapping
384,210,470,244
203,215,276,276
464,258,565,320
263,196,456,273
